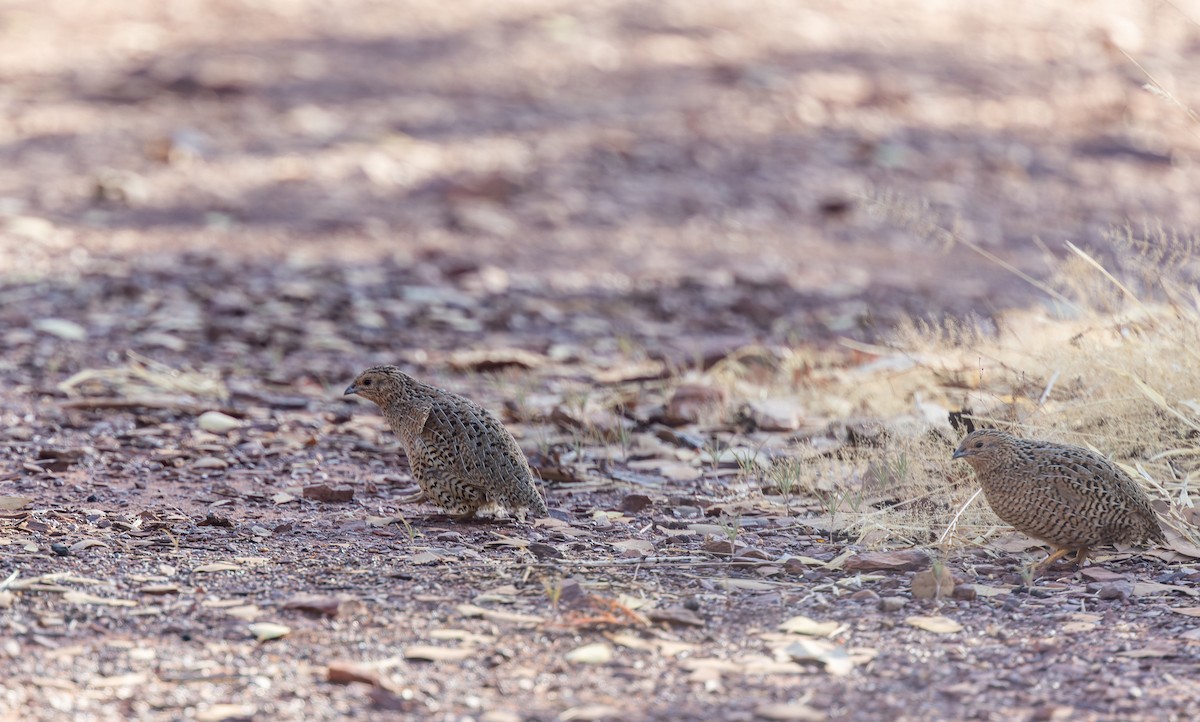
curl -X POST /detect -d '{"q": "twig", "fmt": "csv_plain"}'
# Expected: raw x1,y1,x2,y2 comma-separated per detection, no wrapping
549,555,709,567
1038,370,1060,406
937,488,983,545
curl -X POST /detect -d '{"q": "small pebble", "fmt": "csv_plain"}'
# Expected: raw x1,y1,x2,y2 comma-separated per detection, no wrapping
878,596,907,612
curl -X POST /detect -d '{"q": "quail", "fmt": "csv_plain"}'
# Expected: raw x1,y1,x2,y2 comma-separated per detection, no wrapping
952,429,1164,567
345,365,549,520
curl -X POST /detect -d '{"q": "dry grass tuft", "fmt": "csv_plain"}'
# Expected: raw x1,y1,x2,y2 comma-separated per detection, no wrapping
694,200,1200,556
58,351,229,402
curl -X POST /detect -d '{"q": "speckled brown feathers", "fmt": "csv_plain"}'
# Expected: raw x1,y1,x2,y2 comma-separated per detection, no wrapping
953,429,1164,566
345,365,549,520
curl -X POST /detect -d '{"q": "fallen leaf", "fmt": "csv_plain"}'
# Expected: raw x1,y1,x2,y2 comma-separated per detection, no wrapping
1133,581,1199,597
559,705,623,721
778,616,841,638
911,567,956,600
88,672,148,688
711,578,776,591
138,584,179,595
327,661,379,686
282,594,345,617
905,615,962,634
565,642,613,665
198,411,242,433
843,550,929,572
1171,607,1200,617
303,484,354,502
62,592,136,607
611,539,655,555
754,702,828,721
225,604,260,621
247,622,291,641
68,539,108,554
1117,646,1177,658
645,606,705,628
404,645,475,662
784,638,854,676
456,604,545,626
193,456,229,470
34,318,86,341
193,562,241,573
0,496,34,511
1080,567,1127,583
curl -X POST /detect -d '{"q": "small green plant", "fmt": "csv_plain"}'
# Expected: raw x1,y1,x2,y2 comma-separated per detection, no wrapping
717,513,742,557
769,458,804,515
543,576,565,611
395,514,418,543
702,437,726,473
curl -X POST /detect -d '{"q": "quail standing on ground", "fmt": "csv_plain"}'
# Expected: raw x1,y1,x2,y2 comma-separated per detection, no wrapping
952,429,1165,567
345,365,549,520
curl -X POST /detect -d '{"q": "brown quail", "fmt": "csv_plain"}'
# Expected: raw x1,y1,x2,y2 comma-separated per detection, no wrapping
345,365,549,520
952,429,1164,567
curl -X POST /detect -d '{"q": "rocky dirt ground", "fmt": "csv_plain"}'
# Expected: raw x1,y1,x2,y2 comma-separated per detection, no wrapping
3,1,1200,721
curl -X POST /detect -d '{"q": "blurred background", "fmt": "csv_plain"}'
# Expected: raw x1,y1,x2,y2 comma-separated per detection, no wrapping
1,0,1199,377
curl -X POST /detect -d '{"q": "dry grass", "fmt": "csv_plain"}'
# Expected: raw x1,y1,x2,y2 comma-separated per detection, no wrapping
682,201,1200,556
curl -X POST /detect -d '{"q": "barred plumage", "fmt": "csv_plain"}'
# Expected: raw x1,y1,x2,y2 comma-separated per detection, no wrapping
952,429,1164,567
345,365,549,520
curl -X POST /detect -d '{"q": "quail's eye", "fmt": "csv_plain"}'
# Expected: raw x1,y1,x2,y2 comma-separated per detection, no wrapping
973,441,983,448
363,379,373,387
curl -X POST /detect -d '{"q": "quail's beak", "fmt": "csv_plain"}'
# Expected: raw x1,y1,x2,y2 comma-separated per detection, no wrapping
343,384,358,396
951,448,967,460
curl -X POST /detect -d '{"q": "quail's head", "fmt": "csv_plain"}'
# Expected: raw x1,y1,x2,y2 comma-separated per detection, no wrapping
951,429,1012,470
344,365,403,405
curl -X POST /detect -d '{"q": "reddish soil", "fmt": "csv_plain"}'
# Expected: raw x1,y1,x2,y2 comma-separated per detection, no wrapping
3,1,1200,721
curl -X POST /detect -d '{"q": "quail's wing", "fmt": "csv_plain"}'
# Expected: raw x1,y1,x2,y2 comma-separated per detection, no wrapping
419,399,517,492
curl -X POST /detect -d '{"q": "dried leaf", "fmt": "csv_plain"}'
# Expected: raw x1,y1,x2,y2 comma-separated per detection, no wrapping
303,484,354,502
404,645,475,662
911,567,956,600
68,539,108,554
193,562,241,573
1132,581,1199,598
778,616,841,638
34,318,86,341
754,703,827,721
248,622,291,641
565,642,613,665
456,604,544,626
784,638,854,676
843,550,929,572
1116,646,1176,658
711,578,776,591
198,411,242,433
905,615,962,634
63,591,136,607
225,604,260,621
611,539,655,555
282,594,345,617
327,661,379,686
193,456,229,470
0,496,34,511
